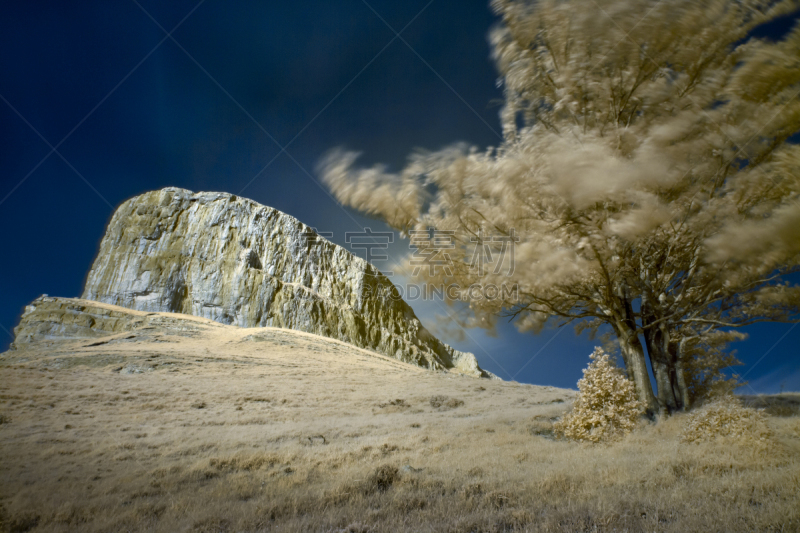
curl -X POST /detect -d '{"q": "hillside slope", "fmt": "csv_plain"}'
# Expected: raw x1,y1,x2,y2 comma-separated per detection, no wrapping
1,310,798,532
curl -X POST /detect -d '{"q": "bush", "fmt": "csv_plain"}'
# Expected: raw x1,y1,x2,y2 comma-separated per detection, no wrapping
429,395,463,410
363,465,399,494
554,347,643,443
681,394,773,450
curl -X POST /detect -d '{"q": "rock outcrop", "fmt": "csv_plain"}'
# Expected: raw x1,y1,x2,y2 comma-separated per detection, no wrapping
74,188,490,378
10,297,223,349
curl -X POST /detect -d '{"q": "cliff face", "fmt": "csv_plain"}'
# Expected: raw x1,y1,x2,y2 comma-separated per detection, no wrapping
79,188,490,378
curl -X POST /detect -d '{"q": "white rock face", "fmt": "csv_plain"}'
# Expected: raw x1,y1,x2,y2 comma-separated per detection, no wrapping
80,188,493,378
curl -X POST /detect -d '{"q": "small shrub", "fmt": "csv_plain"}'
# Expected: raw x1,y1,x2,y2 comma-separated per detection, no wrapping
554,347,643,443
363,465,399,494
527,416,554,437
485,490,513,509
681,394,773,450
467,466,484,477
333,523,372,533
377,399,408,408
462,483,483,499
446,398,464,409
375,399,410,413
396,495,427,511
192,517,231,533
7,511,39,532
430,395,464,410
208,453,279,471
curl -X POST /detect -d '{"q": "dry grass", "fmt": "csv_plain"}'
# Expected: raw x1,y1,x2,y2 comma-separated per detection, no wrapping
0,324,798,532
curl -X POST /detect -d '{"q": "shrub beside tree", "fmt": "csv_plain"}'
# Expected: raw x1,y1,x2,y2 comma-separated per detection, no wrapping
554,347,643,443
681,394,774,452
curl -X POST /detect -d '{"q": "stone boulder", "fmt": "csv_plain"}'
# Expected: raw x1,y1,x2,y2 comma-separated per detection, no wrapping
77,188,492,378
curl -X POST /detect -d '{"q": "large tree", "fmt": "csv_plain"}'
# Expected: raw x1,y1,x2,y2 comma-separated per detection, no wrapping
320,0,800,416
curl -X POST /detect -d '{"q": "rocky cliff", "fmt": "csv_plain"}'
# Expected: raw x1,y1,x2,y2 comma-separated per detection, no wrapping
75,187,490,378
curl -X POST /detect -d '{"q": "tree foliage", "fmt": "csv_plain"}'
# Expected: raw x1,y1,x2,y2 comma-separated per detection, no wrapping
554,347,643,442
320,0,800,415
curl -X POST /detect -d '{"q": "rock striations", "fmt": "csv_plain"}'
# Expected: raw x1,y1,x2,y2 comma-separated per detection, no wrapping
47,187,492,378
11,297,224,348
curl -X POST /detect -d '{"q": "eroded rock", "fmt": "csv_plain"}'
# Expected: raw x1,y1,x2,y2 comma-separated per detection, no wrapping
72,188,492,377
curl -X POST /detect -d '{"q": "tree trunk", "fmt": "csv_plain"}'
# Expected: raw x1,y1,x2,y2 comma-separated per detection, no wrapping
642,323,681,415
607,285,657,416
641,298,690,416
612,319,658,417
673,340,691,411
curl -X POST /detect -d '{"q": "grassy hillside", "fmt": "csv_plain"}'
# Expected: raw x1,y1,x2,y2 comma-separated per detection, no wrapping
1,323,798,532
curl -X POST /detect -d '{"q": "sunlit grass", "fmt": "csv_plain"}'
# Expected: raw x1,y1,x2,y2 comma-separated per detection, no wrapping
0,329,797,532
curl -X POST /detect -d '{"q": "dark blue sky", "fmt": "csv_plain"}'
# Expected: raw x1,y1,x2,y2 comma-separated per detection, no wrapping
1,1,797,392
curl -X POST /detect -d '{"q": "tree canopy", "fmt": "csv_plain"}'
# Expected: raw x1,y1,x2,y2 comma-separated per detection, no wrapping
320,0,800,415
